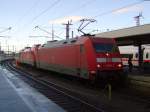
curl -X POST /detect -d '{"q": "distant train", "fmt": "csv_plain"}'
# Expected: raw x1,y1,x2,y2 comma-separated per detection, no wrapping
121,46,150,69
16,36,126,84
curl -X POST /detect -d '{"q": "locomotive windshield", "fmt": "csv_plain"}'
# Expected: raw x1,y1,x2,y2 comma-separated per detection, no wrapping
93,43,119,52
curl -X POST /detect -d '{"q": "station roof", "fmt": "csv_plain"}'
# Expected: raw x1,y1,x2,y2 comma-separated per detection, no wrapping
95,24,150,46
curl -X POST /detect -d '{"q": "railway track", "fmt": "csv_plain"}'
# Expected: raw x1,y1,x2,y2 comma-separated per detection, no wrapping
129,77,150,88
2,60,150,112
2,60,104,112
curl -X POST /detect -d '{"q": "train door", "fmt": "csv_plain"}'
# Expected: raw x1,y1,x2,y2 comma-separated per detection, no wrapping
34,46,40,68
143,50,150,70
76,45,82,76
36,48,40,68
132,53,139,66
77,44,88,79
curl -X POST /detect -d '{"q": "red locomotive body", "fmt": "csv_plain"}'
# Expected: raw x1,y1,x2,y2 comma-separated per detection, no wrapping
18,47,35,66
17,36,125,82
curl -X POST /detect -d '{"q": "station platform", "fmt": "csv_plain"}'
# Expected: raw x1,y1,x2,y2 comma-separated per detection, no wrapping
127,67,150,81
0,66,65,112
129,75,150,82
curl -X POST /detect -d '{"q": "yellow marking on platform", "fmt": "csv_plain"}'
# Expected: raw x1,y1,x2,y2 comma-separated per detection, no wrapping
108,84,112,101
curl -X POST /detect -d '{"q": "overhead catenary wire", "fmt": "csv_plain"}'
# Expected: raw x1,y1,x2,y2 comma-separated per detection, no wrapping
0,27,12,34
28,0,61,25
29,36,50,38
14,0,61,42
34,26,63,39
93,0,145,18
12,0,149,46
64,0,95,16
12,0,41,36
18,0,61,38
54,1,146,36
72,0,146,35
14,0,41,28
47,0,96,38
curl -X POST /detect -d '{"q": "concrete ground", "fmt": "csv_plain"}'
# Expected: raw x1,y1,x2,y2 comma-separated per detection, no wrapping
0,66,66,112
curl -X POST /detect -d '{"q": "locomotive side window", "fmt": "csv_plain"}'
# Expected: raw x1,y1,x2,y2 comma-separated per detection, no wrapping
146,52,149,59
93,43,119,52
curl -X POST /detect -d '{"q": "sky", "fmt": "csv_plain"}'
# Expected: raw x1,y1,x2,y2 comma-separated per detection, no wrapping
0,0,150,52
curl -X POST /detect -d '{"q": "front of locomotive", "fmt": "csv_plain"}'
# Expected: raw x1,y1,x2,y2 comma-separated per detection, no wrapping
90,37,126,84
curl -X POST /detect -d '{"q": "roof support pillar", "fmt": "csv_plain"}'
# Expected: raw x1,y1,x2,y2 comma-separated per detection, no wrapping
138,43,143,70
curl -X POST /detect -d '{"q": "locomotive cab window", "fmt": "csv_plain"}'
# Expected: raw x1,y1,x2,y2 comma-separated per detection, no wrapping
93,43,119,53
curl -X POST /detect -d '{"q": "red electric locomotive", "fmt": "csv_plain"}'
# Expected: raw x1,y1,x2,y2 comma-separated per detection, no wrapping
17,47,34,65
17,36,126,84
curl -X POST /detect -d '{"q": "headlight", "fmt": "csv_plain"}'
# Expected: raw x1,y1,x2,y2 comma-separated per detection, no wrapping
90,71,96,74
97,64,101,68
117,64,122,68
